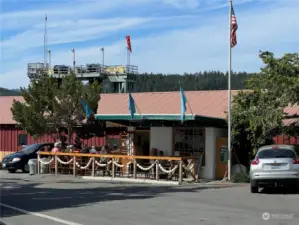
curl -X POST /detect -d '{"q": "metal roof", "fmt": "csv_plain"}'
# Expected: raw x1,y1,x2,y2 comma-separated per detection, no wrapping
1,90,299,125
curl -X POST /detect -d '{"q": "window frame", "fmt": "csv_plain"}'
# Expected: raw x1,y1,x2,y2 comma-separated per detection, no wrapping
173,127,205,165
18,133,28,146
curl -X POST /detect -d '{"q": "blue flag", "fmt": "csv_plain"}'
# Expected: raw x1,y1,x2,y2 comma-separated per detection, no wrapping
128,93,136,120
180,85,187,122
80,96,93,119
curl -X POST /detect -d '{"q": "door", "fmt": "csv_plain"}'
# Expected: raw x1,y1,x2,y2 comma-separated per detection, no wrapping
215,137,228,180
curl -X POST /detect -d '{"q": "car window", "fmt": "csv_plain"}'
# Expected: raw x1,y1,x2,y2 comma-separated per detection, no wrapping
21,144,41,154
40,144,54,152
257,149,295,159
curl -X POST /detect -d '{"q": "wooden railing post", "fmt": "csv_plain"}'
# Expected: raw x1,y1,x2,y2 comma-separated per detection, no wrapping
156,160,159,181
54,155,58,176
73,156,76,177
133,159,137,179
37,154,40,175
92,157,95,177
112,158,115,178
179,160,182,184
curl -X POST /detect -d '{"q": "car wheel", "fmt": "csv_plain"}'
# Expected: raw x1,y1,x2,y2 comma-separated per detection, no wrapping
22,164,29,173
8,169,16,173
250,182,258,193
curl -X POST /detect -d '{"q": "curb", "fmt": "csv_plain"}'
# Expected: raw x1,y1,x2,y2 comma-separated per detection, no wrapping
82,176,180,185
201,183,248,187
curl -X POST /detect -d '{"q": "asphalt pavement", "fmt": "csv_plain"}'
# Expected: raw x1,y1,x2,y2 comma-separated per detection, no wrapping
0,171,299,225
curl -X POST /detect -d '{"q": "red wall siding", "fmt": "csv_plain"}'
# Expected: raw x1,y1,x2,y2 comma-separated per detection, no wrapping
273,135,299,145
0,124,108,152
0,125,28,152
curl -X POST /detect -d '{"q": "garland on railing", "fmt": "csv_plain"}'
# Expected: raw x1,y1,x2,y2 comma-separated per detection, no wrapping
37,154,191,177
39,157,54,165
56,157,74,165
75,158,94,169
113,161,124,168
158,164,178,174
94,160,112,167
136,160,157,171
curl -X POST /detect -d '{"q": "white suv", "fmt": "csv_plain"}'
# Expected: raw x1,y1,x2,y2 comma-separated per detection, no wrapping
249,145,299,193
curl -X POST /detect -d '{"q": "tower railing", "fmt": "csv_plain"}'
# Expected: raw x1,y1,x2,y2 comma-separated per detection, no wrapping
27,63,138,79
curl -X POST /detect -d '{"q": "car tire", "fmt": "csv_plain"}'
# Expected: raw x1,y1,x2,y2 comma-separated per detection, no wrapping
250,183,258,193
8,169,16,173
22,164,29,173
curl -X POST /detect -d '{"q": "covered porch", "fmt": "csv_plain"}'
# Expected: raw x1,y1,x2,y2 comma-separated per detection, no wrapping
96,113,228,180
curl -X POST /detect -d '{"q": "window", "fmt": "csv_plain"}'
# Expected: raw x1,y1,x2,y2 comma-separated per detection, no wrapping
18,134,28,146
174,128,205,165
258,149,295,159
107,136,120,149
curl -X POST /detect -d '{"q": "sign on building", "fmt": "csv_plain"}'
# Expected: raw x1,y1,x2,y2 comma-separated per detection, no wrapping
220,145,228,163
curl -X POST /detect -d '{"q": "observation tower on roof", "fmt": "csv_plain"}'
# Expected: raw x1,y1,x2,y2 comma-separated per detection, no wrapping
27,63,138,93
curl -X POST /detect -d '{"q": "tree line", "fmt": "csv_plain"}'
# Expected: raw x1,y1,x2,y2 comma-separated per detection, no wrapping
134,71,251,92
1,71,253,96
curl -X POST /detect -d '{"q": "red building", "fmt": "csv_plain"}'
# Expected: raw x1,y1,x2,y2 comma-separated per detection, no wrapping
0,96,109,160
1,92,299,162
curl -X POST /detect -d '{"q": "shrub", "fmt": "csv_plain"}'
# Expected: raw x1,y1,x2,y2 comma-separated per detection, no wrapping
232,173,249,183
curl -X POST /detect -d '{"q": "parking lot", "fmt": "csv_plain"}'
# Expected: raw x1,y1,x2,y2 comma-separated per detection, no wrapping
0,171,299,225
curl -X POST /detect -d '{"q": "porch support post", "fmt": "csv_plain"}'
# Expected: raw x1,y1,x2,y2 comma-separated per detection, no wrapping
156,160,159,181
179,160,182,184
73,156,76,176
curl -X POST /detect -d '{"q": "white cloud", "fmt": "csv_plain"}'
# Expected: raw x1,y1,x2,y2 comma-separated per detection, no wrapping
2,17,155,52
0,0,298,89
162,0,201,9
0,0,152,30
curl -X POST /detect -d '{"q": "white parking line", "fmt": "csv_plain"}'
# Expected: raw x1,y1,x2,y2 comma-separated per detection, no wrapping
0,203,83,225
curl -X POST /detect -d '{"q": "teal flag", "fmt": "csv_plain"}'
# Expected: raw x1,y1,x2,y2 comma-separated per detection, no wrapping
180,85,187,122
128,93,136,120
80,96,93,118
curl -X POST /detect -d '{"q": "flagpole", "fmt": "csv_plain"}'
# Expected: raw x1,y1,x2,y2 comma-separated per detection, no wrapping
44,15,48,69
227,0,233,181
127,47,130,69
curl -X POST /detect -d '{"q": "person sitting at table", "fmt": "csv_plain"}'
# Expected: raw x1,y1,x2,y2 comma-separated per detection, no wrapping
89,146,97,154
51,142,61,153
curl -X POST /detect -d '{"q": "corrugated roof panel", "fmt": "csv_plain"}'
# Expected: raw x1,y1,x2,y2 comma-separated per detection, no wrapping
1,90,299,124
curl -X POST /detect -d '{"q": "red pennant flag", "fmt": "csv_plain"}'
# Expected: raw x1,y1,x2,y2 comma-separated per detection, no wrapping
126,35,132,53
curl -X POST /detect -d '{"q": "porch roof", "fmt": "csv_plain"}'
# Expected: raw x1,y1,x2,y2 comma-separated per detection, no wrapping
94,113,227,127
95,114,219,121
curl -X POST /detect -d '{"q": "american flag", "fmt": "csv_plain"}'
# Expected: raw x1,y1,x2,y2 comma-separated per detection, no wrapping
231,5,238,48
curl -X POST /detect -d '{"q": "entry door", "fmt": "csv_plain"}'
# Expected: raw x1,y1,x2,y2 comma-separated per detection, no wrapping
215,137,228,180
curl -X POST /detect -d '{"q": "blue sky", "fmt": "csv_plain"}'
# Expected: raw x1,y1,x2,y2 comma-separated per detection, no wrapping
1,0,299,89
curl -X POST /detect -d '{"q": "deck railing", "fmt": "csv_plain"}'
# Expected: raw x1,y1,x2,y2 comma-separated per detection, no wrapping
37,152,196,184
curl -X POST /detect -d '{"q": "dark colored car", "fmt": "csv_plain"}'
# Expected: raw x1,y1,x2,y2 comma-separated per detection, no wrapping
1,143,53,173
